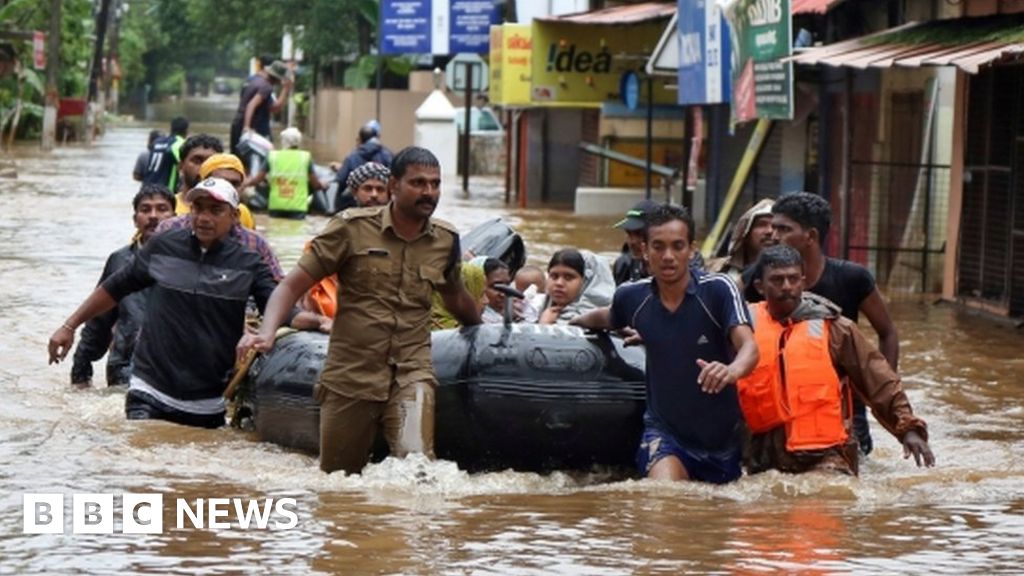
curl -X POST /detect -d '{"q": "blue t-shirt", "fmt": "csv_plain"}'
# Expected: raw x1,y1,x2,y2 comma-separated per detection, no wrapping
610,269,752,452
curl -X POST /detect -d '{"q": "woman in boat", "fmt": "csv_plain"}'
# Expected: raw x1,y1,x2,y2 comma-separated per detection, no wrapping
431,258,487,330
538,248,614,325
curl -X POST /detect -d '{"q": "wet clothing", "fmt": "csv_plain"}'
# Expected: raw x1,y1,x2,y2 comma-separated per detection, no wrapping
742,294,928,476
155,215,284,281
612,244,647,286
610,270,752,470
298,205,461,473
267,149,314,216
334,139,394,189
637,425,742,484
230,74,275,152
133,150,150,181
707,198,774,283
539,250,615,324
70,242,146,386
142,134,183,188
743,256,879,453
125,388,224,429
297,205,461,401
102,227,278,420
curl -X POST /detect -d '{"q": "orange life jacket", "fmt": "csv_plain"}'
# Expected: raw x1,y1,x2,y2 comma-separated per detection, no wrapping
737,302,848,452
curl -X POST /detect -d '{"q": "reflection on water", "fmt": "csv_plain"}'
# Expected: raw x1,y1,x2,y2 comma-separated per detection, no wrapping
0,126,1023,573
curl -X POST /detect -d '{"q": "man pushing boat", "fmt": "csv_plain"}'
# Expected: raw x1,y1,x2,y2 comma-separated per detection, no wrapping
237,146,482,475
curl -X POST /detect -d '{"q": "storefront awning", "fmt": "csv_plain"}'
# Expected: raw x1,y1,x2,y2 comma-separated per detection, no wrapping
787,15,1024,74
792,0,845,15
538,2,675,25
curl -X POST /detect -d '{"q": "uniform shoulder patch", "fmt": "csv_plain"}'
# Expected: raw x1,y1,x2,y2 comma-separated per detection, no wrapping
431,217,459,236
339,206,383,221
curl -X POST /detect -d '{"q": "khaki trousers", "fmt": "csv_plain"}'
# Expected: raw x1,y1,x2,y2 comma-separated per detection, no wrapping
315,381,436,475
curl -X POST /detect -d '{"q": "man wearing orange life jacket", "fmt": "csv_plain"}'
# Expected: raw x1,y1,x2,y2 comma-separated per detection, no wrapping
738,245,934,475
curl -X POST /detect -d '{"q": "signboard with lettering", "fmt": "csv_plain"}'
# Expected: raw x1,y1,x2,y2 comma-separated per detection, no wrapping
33,31,46,71
381,0,499,55
530,19,675,107
489,24,533,106
677,0,731,105
721,0,793,122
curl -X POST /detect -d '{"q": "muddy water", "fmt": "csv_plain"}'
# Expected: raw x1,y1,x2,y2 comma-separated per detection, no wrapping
1,125,1023,574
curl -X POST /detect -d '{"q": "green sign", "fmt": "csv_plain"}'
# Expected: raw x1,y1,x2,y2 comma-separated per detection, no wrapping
722,0,793,122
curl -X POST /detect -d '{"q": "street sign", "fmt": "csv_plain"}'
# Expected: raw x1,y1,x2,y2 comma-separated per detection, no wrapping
33,31,46,70
620,71,640,110
381,0,498,55
445,53,488,92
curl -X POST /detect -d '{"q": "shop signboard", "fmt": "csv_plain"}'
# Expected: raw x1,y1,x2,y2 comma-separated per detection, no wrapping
677,0,731,105
721,0,793,122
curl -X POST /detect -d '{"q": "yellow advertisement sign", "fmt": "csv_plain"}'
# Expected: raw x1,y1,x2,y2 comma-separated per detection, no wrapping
530,20,675,106
489,24,533,106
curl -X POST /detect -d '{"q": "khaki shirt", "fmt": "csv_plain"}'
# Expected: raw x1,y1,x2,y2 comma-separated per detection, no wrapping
298,206,461,400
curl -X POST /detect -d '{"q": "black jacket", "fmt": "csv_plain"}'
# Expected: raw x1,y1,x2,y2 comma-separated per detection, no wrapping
71,242,147,386
335,138,394,187
103,228,277,401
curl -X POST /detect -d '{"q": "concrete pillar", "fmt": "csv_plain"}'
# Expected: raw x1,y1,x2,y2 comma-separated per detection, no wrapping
414,70,457,183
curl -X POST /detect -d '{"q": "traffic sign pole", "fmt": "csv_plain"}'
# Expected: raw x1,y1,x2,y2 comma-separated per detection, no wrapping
462,62,473,194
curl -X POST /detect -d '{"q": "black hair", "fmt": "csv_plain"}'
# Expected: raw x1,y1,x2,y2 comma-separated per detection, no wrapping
391,146,440,179
358,125,377,144
646,203,695,243
133,183,176,212
179,133,223,162
170,117,189,136
147,129,162,149
772,192,831,245
483,257,509,278
548,248,585,277
751,244,803,282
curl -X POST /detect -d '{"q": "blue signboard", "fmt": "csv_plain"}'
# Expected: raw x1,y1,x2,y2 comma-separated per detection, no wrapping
381,0,432,54
381,0,498,55
677,0,731,105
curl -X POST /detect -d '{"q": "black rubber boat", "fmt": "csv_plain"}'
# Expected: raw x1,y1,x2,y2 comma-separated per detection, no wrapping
244,218,647,472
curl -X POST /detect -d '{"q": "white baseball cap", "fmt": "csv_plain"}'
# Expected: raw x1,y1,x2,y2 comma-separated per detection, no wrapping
186,177,240,209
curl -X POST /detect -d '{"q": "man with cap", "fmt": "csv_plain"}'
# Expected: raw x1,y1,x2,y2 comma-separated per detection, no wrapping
612,199,658,286
332,120,394,193
244,127,325,219
706,198,775,285
48,178,284,428
156,152,285,281
230,60,292,154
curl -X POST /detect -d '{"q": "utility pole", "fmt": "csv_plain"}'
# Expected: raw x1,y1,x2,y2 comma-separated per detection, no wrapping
41,0,61,150
86,0,112,142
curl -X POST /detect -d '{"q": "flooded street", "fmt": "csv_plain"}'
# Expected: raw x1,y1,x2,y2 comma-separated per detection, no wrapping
1,125,1023,574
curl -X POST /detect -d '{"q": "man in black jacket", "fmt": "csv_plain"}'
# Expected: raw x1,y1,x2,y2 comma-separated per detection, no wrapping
49,178,282,428
70,183,176,388
333,120,394,191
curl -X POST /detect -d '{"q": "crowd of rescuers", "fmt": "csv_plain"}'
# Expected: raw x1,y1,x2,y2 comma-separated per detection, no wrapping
49,127,934,479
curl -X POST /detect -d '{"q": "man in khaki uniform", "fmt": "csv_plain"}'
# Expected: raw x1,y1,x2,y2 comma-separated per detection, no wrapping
238,147,481,474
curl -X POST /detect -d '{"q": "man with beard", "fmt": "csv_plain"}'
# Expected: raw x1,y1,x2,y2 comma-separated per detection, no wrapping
237,147,482,474
70,184,176,387
49,178,283,428
738,245,934,475
706,198,774,284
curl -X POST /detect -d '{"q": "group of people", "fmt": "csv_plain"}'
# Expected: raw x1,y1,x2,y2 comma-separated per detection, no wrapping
48,106,936,481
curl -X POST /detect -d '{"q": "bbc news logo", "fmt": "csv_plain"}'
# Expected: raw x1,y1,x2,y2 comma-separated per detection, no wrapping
23,493,298,534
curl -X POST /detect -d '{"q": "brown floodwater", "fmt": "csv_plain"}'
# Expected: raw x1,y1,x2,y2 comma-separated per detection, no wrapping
1,125,1023,574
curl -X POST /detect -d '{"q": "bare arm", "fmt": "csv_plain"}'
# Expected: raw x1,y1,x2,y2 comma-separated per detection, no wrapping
696,324,759,393
48,287,118,364
569,307,612,330
237,267,318,361
243,168,268,190
269,80,291,114
242,92,265,132
860,287,899,369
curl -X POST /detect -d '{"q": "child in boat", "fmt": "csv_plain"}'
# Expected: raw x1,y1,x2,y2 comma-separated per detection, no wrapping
538,249,614,325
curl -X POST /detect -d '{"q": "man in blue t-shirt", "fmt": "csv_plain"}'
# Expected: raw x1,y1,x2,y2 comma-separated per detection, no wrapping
573,204,758,483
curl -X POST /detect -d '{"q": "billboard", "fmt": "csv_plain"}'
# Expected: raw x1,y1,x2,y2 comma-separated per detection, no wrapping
721,0,793,122
677,0,731,105
380,0,499,55
489,24,533,106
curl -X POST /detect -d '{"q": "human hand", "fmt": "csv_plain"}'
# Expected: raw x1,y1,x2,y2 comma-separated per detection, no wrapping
236,331,276,364
695,359,738,394
48,325,75,365
539,305,562,325
902,430,935,467
620,326,644,347
318,316,333,334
